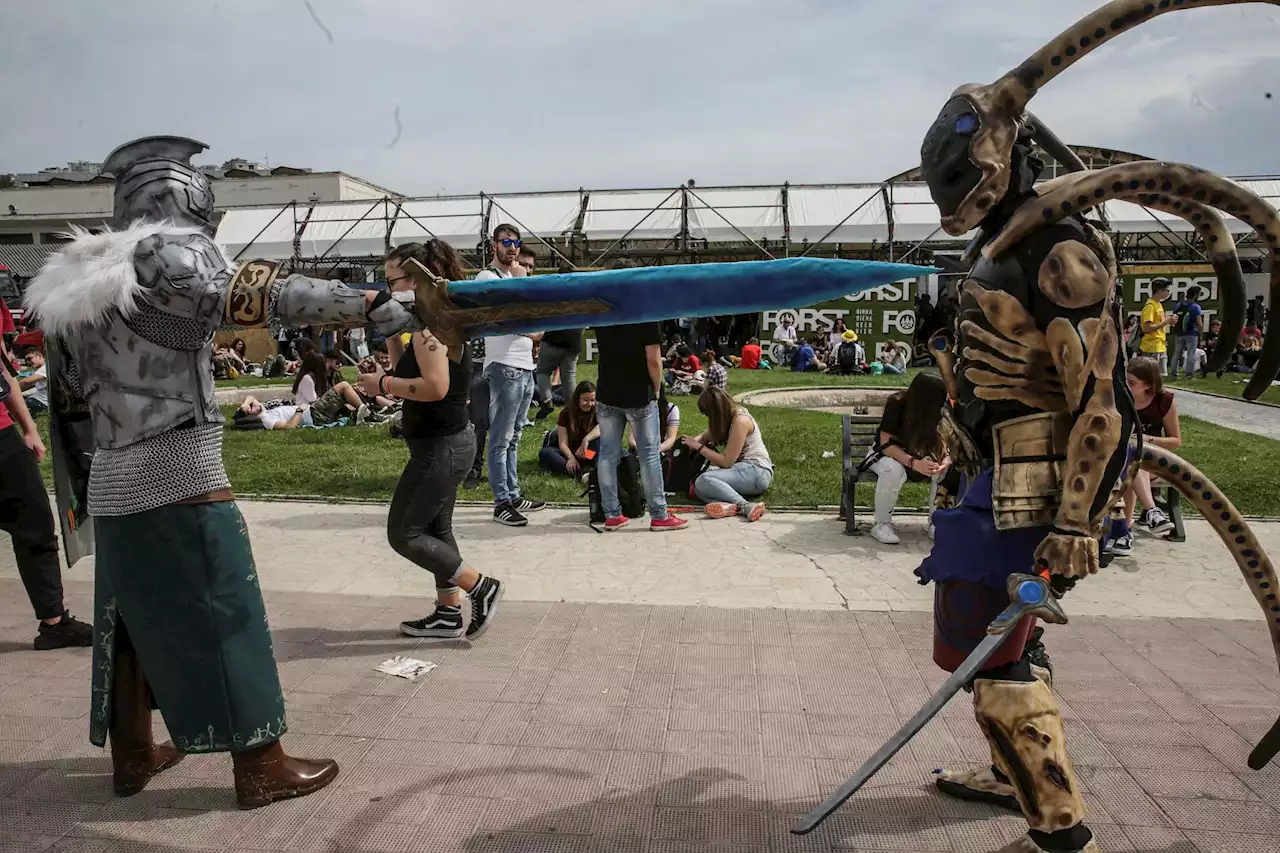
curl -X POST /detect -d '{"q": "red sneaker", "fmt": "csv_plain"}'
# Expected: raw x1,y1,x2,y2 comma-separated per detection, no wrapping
604,516,630,531
650,515,689,532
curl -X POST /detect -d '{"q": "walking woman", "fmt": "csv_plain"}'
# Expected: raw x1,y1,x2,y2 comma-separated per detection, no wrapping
683,386,774,522
358,240,504,639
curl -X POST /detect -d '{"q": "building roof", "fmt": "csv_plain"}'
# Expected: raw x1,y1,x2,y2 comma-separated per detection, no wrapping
0,244,59,277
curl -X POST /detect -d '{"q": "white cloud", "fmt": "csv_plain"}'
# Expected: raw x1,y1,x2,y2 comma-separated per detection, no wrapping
1,0,1275,194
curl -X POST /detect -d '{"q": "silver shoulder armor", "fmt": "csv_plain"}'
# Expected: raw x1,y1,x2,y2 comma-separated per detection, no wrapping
127,231,232,349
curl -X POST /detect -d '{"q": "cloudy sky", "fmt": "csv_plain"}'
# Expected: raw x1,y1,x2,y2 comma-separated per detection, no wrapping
2,0,1277,195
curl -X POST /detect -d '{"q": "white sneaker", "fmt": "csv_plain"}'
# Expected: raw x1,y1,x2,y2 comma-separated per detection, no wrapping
870,522,901,545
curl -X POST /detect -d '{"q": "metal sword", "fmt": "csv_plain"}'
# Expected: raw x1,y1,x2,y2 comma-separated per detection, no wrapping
791,572,1068,836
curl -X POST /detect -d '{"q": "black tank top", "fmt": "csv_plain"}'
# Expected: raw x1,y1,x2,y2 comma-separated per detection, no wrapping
394,339,471,439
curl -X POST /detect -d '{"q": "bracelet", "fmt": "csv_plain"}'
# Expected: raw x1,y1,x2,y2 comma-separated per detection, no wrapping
379,374,390,396
907,457,916,471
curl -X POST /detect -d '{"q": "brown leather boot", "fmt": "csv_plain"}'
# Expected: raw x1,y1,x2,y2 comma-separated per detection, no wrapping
232,740,338,809
110,647,184,796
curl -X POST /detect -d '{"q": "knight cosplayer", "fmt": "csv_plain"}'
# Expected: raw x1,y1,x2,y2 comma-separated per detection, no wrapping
833,2,1280,852
24,136,421,808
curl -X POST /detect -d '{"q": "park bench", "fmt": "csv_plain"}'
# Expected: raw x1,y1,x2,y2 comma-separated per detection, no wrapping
838,414,882,535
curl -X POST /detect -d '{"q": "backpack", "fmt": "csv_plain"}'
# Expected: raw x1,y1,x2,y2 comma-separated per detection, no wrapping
663,443,710,499
585,452,647,531
837,341,860,371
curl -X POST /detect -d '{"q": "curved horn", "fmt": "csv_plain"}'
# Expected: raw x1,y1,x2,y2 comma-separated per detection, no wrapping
991,0,1280,117
1026,113,1088,174
1137,443,1280,766
982,162,1279,398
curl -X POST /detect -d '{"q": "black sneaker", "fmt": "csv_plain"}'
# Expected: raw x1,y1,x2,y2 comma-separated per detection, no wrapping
1142,507,1174,537
464,471,481,490
400,606,465,639
494,503,528,527
34,612,93,650
466,576,504,640
535,404,555,421
515,498,546,513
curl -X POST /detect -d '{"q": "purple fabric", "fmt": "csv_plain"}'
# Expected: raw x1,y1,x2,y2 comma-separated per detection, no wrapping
915,467,1051,591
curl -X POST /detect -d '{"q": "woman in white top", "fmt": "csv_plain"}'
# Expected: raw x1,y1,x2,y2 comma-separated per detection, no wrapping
681,387,773,522
828,319,849,355
292,352,369,424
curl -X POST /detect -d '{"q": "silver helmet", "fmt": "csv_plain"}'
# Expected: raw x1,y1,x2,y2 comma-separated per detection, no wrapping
102,136,215,234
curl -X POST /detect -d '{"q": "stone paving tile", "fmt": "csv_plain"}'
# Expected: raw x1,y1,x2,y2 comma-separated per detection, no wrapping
3,588,1280,851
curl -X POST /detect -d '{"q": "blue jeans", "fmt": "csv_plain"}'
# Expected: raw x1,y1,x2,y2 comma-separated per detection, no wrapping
882,363,905,375
596,401,669,520
694,461,773,509
1171,335,1197,378
484,362,535,506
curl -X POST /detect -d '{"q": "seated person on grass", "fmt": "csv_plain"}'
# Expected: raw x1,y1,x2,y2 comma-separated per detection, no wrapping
879,339,909,375
790,337,826,372
1104,357,1181,558
739,338,763,370
233,397,313,431
539,381,601,477
293,353,372,424
828,330,866,376
683,387,773,522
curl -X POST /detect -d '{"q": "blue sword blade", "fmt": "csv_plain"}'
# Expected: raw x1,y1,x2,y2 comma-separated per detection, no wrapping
442,257,936,337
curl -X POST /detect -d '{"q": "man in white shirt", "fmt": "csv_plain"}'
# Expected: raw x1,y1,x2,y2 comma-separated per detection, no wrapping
19,350,49,414
772,315,798,363
478,224,545,526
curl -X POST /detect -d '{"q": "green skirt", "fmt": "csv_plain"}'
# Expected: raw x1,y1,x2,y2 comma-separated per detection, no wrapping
90,501,287,753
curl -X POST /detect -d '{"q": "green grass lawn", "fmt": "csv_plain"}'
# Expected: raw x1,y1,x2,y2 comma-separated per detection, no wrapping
1166,372,1280,405
38,363,1280,515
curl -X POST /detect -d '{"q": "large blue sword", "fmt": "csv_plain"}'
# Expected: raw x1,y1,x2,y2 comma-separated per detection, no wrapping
403,257,936,357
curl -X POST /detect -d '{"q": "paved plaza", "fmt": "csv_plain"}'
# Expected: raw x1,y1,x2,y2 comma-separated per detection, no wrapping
2,502,1280,851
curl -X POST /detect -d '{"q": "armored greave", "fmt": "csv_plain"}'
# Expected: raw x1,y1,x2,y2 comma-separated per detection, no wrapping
972,675,1088,839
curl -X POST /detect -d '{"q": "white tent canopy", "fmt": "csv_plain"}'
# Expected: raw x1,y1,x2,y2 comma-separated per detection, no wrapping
215,179,1280,261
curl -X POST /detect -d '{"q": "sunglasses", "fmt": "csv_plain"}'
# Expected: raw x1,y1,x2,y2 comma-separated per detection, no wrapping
385,274,412,286
500,238,522,248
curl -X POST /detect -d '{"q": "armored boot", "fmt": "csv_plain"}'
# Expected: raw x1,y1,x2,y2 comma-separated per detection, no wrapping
232,740,338,809
110,647,184,796
973,675,1096,853
936,655,1052,811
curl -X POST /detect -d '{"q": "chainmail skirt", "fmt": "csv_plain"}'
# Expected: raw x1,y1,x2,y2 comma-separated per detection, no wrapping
89,501,287,753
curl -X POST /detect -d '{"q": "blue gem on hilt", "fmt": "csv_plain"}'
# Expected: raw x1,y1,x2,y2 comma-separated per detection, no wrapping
954,114,979,135
1018,580,1046,606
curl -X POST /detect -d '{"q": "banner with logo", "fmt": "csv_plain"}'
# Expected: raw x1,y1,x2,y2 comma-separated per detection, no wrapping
1119,264,1219,329
759,276,930,363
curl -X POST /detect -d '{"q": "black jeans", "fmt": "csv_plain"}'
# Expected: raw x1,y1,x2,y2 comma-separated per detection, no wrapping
0,425,64,620
386,426,476,589
468,366,489,477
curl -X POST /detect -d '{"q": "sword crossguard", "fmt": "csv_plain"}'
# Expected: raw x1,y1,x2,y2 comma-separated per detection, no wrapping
404,258,466,363
987,573,1068,635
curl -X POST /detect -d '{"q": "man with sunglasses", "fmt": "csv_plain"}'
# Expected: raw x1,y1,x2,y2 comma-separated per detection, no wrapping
477,224,545,526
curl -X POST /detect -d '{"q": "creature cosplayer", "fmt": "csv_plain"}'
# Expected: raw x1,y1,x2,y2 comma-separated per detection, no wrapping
24,137,424,808
797,2,1280,852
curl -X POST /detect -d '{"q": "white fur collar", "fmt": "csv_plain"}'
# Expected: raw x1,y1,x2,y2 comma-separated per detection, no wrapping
23,222,213,337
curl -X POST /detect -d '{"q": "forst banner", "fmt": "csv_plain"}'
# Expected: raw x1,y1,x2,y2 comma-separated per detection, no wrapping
1118,264,1221,327
758,276,930,361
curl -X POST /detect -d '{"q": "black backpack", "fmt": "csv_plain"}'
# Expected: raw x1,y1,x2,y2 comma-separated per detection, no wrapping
586,452,647,531
663,443,710,499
